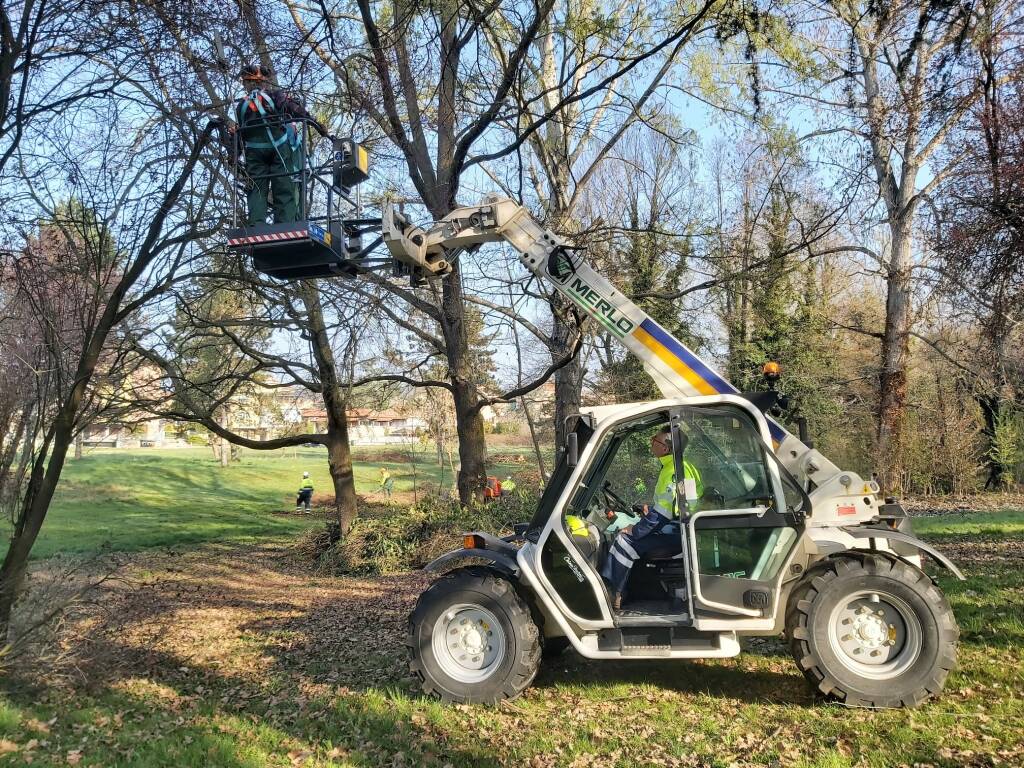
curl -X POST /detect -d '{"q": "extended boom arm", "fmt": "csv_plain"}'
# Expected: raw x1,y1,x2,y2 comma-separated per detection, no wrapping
382,196,854,493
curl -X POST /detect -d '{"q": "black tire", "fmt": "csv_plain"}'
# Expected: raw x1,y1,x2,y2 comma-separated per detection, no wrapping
407,566,541,704
785,553,958,708
542,636,571,659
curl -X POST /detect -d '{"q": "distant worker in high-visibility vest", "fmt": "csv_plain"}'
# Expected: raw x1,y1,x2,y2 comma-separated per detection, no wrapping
601,426,703,611
229,63,329,225
296,471,314,514
378,467,394,499
502,476,516,495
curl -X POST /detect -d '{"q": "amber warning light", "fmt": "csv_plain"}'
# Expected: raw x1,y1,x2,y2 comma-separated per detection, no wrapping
763,361,782,380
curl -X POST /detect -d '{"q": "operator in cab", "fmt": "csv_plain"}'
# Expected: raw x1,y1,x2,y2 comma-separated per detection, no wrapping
230,63,330,225
601,426,702,610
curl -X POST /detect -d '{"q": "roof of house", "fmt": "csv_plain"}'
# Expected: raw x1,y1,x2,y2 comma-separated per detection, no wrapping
299,407,414,422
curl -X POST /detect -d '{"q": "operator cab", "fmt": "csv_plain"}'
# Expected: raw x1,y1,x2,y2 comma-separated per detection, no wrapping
226,119,382,279
532,399,810,629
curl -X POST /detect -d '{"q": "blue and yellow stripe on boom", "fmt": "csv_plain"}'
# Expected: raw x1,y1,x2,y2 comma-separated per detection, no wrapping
633,318,789,443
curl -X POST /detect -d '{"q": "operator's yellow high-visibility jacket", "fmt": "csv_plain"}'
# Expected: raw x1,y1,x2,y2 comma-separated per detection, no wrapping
653,454,703,516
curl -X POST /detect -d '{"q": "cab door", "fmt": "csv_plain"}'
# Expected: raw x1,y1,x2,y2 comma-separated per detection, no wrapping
534,412,670,625
670,404,806,620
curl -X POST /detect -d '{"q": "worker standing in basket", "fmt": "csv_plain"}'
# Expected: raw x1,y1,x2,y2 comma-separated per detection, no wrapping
296,471,314,514
230,63,330,225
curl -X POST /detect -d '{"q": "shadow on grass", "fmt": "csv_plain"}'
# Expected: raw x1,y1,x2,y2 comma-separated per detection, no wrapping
5,642,497,768
531,652,815,705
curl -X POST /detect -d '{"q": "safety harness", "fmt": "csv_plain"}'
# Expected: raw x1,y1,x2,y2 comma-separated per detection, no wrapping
235,88,301,170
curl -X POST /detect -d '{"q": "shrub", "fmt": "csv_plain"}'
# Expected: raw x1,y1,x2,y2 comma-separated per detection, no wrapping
295,486,540,575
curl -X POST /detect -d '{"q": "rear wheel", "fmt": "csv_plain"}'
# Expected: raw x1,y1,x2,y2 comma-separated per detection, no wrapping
786,553,958,708
408,567,541,704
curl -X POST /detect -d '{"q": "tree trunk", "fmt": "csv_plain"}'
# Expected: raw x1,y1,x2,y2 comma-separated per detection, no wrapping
326,416,358,533
298,283,359,534
552,295,582,452
876,220,914,492
440,264,488,504
74,434,83,459
453,379,487,504
521,396,548,484
0,390,84,638
978,393,1005,491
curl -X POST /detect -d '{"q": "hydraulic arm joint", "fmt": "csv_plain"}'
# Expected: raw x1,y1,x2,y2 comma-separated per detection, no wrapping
382,196,567,280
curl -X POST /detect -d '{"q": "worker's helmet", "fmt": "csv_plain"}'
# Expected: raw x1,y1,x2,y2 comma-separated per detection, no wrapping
303,471,310,478
238,63,272,82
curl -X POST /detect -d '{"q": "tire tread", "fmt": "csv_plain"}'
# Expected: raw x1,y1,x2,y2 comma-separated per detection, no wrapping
784,552,958,709
407,566,541,705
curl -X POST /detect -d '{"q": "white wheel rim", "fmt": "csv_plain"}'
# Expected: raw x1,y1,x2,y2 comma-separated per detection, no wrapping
431,603,507,684
827,589,922,681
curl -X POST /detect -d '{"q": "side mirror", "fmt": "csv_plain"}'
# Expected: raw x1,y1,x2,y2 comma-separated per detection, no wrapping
566,433,579,468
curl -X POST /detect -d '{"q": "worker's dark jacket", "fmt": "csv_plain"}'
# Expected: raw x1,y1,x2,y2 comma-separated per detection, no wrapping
229,88,325,156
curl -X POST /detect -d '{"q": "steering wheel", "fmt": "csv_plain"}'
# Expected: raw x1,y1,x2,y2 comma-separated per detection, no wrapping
601,481,634,517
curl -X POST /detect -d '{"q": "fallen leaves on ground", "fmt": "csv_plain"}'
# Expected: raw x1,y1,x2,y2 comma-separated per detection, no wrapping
2,512,1022,768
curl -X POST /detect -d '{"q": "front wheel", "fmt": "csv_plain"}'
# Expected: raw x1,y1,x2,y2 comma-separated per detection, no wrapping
408,566,541,704
786,553,958,708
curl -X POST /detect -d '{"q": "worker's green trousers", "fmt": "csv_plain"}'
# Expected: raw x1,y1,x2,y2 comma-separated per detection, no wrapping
245,145,299,225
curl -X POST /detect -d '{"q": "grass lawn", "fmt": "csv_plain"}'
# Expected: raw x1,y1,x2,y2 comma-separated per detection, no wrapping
18,446,531,559
0,503,1019,766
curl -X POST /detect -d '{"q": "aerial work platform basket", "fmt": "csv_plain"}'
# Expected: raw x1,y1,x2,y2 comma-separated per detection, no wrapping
225,117,380,279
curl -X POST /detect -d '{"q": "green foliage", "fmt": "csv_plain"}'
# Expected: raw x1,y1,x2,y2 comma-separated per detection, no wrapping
721,179,845,451
989,409,1021,489
488,421,519,435
594,134,701,402
316,490,536,575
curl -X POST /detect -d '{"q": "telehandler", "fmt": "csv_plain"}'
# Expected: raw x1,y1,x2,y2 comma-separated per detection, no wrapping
228,132,961,709
381,197,962,709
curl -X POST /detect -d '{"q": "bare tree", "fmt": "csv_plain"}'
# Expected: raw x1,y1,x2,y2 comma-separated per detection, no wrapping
135,271,374,533
933,27,1024,488
284,0,720,502
0,0,113,181
765,0,1011,487
0,115,220,638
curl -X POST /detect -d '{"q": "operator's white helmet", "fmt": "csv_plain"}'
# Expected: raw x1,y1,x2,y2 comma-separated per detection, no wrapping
303,471,310,477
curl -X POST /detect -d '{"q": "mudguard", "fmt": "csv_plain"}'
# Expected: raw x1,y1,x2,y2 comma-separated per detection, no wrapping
422,548,520,576
843,526,965,580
